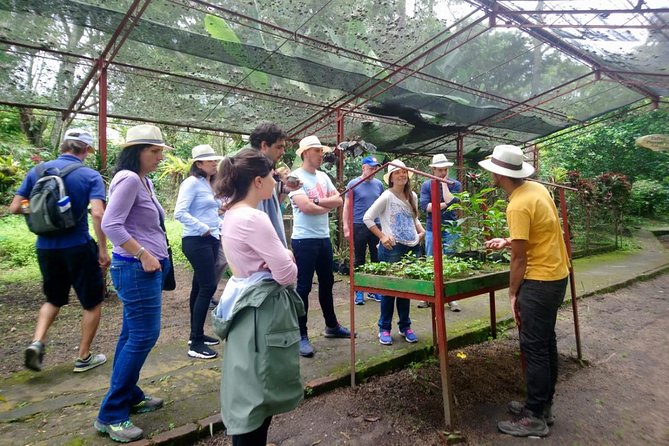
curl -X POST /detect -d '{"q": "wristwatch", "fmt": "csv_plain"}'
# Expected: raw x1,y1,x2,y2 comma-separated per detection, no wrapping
312,197,320,205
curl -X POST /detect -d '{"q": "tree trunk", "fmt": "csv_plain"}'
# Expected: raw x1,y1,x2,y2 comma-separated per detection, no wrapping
18,108,47,147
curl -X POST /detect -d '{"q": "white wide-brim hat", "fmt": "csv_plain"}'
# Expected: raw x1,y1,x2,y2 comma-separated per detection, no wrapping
429,153,454,167
64,128,95,153
191,144,224,161
296,135,333,157
383,159,414,185
120,124,174,150
478,144,535,179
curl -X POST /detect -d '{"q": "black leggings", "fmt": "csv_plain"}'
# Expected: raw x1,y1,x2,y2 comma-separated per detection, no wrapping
231,417,272,446
182,235,220,344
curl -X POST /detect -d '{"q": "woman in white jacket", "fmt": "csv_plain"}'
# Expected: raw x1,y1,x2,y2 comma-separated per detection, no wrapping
363,160,425,346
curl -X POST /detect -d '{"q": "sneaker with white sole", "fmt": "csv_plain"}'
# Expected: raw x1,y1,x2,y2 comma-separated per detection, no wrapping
448,301,461,312
508,400,554,426
378,331,393,345
417,300,429,308
400,328,418,343
94,420,143,443
188,335,220,346
25,340,45,371
188,343,218,359
367,293,382,302
131,395,164,414
354,291,365,305
299,336,314,357
73,353,107,373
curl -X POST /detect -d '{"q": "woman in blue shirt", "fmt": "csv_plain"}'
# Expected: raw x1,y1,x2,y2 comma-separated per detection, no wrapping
174,144,224,359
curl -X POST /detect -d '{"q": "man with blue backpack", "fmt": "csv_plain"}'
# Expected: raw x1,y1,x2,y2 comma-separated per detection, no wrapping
9,128,110,373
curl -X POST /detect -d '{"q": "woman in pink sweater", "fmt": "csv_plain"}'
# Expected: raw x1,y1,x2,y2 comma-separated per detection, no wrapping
213,148,300,446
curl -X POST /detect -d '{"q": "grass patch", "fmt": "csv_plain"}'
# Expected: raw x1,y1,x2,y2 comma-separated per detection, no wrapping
0,215,189,286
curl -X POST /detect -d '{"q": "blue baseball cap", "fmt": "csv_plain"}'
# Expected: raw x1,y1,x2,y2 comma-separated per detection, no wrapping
362,156,381,167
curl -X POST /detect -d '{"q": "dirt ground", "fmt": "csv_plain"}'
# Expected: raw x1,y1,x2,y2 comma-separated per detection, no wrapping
193,273,669,446
0,266,350,377
1,265,668,445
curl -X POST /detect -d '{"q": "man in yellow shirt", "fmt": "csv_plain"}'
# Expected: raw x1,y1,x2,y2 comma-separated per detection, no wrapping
480,145,569,438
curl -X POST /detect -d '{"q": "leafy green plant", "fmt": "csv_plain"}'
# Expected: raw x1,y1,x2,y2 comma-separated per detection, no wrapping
356,254,492,281
447,188,507,253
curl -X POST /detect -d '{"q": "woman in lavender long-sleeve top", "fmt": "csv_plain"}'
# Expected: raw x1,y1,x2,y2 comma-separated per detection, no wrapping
95,125,172,443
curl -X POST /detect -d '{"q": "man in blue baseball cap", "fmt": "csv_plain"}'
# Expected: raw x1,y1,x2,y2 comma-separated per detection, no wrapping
343,156,385,304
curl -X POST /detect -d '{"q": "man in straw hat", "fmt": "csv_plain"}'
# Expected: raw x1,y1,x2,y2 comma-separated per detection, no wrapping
418,153,463,311
480,145,569,437
288,135,352,358
10,128,110,373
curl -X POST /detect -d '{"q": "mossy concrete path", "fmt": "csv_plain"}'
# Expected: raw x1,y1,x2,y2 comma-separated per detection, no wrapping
1,229,667,445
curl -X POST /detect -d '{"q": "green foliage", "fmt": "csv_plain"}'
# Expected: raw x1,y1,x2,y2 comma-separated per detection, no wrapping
357,254,486,281
540,107,669,184
448,187,507,253
0,215,40,283
629,179,669,217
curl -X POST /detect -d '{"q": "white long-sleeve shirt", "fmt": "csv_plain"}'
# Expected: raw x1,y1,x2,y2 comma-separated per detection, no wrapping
363,190,421,246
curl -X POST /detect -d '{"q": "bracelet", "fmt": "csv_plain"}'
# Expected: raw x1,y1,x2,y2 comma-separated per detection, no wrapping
133,246,146,260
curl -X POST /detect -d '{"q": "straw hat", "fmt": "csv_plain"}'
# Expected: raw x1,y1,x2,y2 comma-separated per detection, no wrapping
63,128,95,153
191,144,224,161
383,159,413,185
478,145,535,178
429,153,454,168
295,135,332,157
120,124,173,149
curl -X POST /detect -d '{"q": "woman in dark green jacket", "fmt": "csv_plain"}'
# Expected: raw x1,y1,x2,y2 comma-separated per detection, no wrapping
212,149,303,446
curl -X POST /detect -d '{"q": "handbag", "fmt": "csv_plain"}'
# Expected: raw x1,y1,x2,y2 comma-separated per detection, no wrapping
146,178,176,291
159,217,177,291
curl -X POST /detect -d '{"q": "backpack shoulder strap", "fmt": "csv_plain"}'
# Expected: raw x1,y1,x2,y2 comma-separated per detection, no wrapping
59,163,84,177
34,163,47,178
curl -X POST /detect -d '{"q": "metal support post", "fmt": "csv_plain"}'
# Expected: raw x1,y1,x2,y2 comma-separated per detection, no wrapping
558,188,582,359
431,179,454,428
98,60,108,173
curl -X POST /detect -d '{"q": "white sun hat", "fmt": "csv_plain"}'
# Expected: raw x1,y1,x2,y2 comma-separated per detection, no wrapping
120,124,173,150
191,144,224,161
478,145,535,179
383,159,414,185
429,153,454,168
295,135,333,157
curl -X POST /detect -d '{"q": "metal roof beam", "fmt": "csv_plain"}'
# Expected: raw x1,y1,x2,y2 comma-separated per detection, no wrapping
64,0,152,119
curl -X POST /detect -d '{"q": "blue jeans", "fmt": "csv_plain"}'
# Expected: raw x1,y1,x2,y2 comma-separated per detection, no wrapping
97,257,170,424
425,230,459,257
518,277,568,416
291,238,338,336
377,243,418,332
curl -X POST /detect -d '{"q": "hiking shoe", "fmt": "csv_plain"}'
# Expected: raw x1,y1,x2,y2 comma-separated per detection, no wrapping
400,328,418,343
25,340,45,372
448,301,461,312
73,353,107,373
378,331,393,345
367,293,382,302
131,395,164,414
497,408,549,437
508,400,554,426
324,324,355,338
94,420,143,443
355,291,365,305
299,336,314,357
417,300,429,308
188,343,218,359
188,335,220,346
